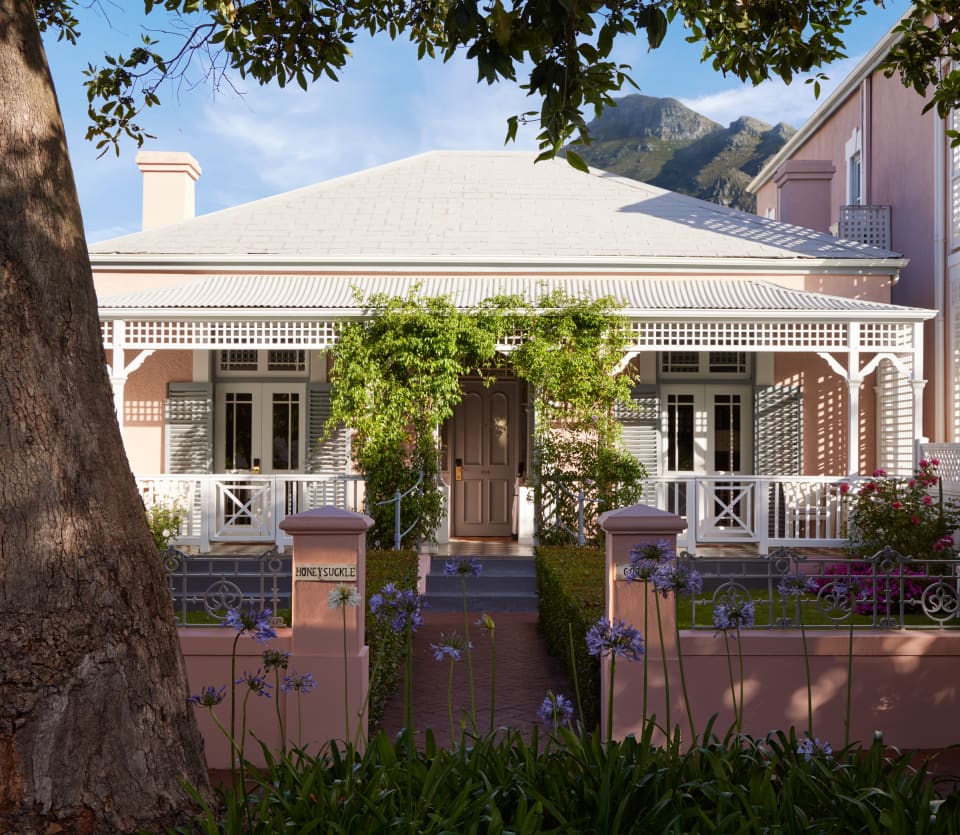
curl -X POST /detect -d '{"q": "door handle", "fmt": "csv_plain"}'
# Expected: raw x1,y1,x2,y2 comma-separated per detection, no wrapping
455,458,463,481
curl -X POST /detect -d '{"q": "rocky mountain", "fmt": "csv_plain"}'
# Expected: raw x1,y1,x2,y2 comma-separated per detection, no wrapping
569,95,796,213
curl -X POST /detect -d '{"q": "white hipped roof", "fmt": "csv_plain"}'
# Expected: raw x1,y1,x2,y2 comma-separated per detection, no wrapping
90,151,902,267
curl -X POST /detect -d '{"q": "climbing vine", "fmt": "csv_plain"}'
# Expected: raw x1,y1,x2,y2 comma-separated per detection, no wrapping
327,287,644,548
507,290,646,544
328,289,507,547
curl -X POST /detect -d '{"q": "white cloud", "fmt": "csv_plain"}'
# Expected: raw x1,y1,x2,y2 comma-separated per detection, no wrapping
679,58,861,129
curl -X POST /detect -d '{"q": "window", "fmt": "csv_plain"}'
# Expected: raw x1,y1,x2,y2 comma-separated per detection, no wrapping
659,352,750,379
845,127,863,206
848,151,862,206
218,350,307,376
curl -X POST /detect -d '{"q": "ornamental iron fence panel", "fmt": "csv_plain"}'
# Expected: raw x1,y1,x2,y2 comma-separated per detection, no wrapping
162,546,290,628
680,545,960,631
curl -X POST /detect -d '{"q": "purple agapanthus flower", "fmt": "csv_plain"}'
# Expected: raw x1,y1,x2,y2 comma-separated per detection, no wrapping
369,583,427,634
444,557,482,578
280,670,317,694
430,630,472,662
797,736,832,761
187,685,226,708
652,562,704,598
236,669,273,698
537,691,575,728
224,604,277,643
585,617,644,661
712,599,756,633
778,573,818,598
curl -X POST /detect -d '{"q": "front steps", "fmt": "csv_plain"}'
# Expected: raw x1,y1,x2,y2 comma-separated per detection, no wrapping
424,556,538,613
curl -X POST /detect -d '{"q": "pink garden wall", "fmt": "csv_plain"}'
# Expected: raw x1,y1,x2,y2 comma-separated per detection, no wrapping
602,504,960,749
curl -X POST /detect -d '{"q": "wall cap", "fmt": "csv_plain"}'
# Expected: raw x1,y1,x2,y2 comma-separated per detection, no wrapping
598,502,687,534
279,506,374,534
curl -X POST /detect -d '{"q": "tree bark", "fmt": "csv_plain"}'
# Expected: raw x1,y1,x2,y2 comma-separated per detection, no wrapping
0,3,211,831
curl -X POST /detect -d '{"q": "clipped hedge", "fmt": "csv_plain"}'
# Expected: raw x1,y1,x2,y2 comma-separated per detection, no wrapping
365,549,419,729
535,546,605,729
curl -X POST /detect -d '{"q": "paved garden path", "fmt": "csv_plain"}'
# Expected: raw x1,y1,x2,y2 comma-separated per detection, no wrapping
377,611,573,748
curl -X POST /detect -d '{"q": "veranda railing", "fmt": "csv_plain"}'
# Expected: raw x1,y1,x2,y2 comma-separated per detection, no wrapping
539,475,852,551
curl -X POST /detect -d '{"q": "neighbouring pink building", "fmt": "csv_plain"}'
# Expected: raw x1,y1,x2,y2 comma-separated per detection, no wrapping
89,150,933,553
749,15,958,458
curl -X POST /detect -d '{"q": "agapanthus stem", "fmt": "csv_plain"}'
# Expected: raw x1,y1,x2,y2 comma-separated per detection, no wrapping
342,606,351,744
606,656,616,743
404,626,414,738
654,592,672,736
230,632,240,776
462,577,477,734
736,627,745,734
489,630,497,734
844,618,854,748
448,658,456,743
799,608,813,737
723,630,738,733
642,586,649,725
674,617,696,742
273,669,286,753
568,622,584,726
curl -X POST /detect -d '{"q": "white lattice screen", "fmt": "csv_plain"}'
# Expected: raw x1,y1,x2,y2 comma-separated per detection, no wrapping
101,317,917,354
875,357,914,477
838,205,891,250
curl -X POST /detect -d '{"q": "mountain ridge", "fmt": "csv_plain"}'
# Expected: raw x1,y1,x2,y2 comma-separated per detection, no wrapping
569,94,796,212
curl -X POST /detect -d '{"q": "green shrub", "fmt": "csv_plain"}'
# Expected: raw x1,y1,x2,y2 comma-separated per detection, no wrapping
182,726,959,833
535,546,604,728
364,549,419,729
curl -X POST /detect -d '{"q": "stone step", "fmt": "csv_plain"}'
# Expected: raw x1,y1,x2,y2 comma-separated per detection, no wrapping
429,556,536,577
424,556,538,612
425,591,538,613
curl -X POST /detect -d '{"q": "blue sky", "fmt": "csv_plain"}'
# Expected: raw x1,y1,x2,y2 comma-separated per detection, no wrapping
42,2,910,243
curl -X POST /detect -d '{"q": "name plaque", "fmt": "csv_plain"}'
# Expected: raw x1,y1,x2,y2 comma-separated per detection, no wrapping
295,564,357,582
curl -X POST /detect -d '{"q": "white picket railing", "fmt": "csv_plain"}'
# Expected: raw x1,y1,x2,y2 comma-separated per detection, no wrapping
538,475,852,551
137,474,365,552
140,472,856,553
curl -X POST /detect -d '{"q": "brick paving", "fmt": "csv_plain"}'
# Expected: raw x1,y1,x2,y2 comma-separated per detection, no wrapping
376,611,573,748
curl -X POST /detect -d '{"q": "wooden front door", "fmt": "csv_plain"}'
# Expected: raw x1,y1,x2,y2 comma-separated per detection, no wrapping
451,380,519,537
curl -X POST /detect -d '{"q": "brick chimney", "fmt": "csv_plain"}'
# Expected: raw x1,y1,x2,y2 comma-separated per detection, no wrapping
135,151,202,230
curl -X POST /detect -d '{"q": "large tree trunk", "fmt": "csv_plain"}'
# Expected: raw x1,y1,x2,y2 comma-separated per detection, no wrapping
0,4,211,831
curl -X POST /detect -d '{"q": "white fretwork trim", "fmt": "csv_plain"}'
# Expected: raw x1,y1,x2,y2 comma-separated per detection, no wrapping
100,317,919,354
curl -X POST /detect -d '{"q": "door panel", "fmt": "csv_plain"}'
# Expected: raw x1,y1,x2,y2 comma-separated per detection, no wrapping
214,383,305,539
662,385,753,540
452,380,518,537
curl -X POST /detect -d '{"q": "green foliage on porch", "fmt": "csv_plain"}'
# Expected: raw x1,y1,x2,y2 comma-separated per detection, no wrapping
329,289,508,546
328,288,645,548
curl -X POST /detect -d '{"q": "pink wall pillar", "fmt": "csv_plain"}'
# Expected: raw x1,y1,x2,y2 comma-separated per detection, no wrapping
279,506,373,752
599,503,686,742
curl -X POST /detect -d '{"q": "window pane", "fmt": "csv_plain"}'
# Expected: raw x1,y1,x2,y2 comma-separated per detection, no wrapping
713,394,741,471
667,394,695,471
267,350,306,372
225,392,253,469
220,350,258,372
662,352,699,374
271,392,300,470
